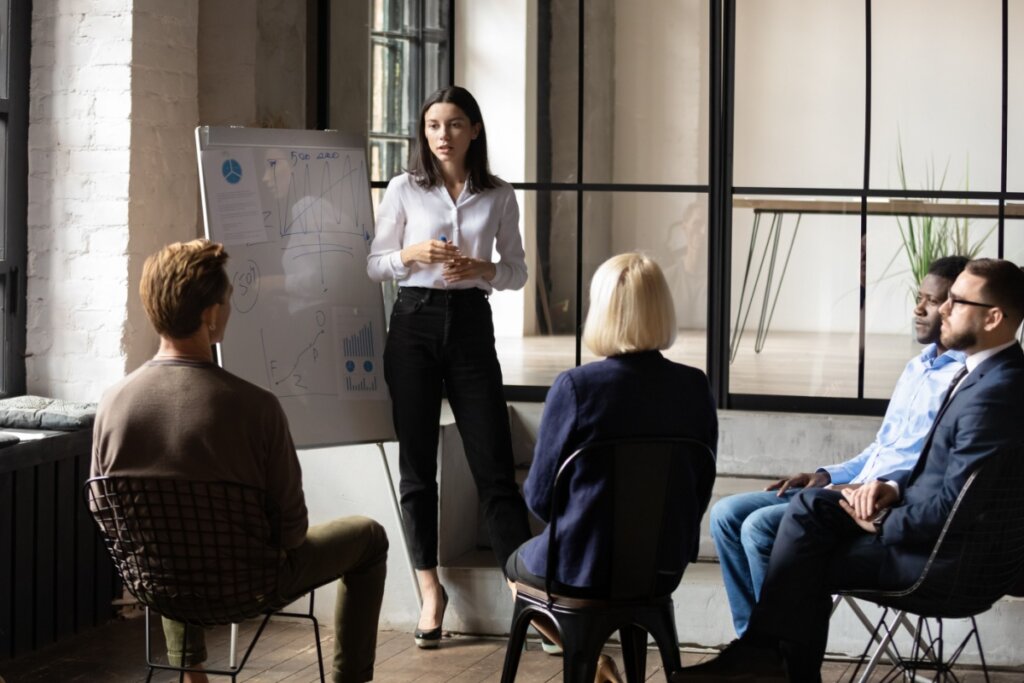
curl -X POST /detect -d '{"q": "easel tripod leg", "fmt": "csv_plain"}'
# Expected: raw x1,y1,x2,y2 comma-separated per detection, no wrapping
377,441,423,608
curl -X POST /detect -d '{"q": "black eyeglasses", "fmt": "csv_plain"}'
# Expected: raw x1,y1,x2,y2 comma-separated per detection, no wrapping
948,295,997,310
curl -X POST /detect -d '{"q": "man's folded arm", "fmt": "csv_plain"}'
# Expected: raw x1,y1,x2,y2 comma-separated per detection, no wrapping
879,399,1009,546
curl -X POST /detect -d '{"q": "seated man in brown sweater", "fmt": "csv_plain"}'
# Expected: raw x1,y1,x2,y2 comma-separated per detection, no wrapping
91,239,388,683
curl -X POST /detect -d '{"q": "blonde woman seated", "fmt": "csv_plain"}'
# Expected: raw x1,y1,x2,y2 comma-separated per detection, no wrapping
506,253,718,682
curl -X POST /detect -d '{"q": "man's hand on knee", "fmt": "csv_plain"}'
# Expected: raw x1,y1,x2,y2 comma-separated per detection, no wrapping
765,470,830,496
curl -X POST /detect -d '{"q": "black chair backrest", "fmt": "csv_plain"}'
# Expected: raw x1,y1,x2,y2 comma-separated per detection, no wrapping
84,476,284,626
545,437,716,600
874,440,1024,617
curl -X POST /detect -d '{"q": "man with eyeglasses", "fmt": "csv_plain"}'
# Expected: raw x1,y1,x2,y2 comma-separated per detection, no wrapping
684,258,1024,682
708,256,967,642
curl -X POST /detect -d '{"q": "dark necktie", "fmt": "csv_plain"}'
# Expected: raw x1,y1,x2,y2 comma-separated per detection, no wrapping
939,365,969,411
910,365,971,483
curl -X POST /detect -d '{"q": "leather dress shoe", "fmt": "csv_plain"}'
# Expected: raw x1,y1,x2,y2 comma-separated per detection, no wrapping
672,638,788,682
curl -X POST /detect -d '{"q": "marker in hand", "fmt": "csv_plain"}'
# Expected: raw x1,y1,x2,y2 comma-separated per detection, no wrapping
439,234,459,261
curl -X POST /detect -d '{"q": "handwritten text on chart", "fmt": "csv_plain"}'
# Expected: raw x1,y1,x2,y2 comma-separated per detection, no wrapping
290,150,340,163
231,259,261,313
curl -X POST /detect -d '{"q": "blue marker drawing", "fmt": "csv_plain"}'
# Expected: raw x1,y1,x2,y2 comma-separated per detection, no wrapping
221,158,243,184
335,310,385,399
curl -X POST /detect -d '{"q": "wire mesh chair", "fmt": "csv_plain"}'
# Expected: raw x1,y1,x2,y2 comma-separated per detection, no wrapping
500,438,717,683
84,476,326,682
841,441,1024,682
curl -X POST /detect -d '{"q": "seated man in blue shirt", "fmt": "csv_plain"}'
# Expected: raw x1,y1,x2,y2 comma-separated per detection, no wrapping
709,255,968,638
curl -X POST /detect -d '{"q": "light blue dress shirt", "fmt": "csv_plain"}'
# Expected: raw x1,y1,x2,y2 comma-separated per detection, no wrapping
821,343,967,485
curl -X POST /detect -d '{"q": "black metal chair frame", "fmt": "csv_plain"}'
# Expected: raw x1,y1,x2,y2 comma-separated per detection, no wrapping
140,593,323,683
840,445,1024,683
499,437,717,683
84,476,328,682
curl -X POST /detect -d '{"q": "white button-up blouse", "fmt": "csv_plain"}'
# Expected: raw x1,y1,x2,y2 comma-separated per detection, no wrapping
367,172,528,292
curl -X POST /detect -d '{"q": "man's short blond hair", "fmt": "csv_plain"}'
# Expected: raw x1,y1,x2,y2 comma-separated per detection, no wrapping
140,239,230,339
582,253,677,357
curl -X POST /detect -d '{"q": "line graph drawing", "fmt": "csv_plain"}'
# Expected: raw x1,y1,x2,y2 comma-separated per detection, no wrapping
260,309,336,397
263,151,373,291
266,153,371,238
199,128,394,446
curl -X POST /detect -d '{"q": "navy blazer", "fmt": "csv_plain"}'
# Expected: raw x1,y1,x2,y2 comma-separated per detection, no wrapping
882,343,1024,550
519,351,718,589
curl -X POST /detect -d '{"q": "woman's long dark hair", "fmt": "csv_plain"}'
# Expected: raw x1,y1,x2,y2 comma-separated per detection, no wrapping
410,86,498,193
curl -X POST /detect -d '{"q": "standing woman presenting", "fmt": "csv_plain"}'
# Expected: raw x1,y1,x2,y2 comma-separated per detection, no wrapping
367,86,532,648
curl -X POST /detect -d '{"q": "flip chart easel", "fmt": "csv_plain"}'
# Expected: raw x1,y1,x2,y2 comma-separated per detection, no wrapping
196,126,421,607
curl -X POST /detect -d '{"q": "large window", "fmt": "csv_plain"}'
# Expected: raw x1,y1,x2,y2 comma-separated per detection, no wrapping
369,0,451,184
726,0,1020,414
350,0,1024,415
457,0,711,399
0,0,29,397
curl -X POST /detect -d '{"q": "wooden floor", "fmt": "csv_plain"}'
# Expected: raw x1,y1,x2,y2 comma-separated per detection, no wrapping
496,330,919,400
2,617,1019,682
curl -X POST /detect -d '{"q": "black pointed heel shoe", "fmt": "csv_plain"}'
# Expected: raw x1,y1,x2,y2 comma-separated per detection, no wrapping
414,586,448,649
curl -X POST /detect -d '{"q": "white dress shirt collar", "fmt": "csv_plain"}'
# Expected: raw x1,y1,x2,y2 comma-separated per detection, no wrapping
965,339,1018,375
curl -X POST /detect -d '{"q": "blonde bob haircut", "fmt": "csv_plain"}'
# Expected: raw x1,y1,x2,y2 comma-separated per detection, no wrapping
582,253,677,357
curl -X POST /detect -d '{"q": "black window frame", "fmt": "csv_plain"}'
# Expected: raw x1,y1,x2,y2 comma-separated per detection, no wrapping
720,0,1017,416
367,0,453,184
505,0,1020,417
0,0,30,398
321,0,1021,417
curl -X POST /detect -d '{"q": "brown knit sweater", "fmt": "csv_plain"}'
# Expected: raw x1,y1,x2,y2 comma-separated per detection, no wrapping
91,359,308,549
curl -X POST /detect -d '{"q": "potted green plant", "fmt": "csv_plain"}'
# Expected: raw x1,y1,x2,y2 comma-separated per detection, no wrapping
893,137,993,294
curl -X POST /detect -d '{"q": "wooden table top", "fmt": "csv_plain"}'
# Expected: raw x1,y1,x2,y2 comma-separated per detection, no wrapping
733,197,1024,219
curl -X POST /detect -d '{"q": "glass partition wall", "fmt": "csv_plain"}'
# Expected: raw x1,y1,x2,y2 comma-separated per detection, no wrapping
455,0,711,398
353,0,1023,414
728,0,1019,413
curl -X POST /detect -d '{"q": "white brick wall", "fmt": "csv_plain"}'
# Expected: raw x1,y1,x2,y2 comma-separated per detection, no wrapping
27,0,200,401
27,0,305,401
27,0,134,402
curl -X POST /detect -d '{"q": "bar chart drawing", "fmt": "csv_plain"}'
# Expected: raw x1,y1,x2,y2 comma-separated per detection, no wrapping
335,308,386,400
345,374,378,392
343,320,375,358
199,126,394,446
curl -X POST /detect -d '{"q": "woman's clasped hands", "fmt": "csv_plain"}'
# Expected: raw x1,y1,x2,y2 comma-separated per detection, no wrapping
400,238,460,266
443,255,496,283
399,238,496,283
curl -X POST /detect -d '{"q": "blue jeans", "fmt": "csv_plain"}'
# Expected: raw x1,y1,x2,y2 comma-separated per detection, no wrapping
709,489,799,636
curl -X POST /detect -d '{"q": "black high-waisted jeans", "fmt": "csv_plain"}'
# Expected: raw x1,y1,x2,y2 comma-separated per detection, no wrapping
383,286,531,570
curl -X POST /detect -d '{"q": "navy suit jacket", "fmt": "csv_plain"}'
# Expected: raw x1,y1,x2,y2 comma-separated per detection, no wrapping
882,343,1024,551
748,343,1024,665
519,351,718,589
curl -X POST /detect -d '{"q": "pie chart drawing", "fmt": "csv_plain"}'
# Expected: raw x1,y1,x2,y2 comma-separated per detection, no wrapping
222,159,243,184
